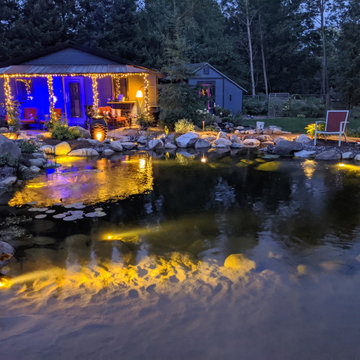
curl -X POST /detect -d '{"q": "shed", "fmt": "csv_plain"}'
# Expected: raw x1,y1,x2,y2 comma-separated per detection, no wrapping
186,63,246,114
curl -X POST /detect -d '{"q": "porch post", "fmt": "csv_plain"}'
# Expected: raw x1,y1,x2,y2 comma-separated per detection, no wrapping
144,73,150,115
61,76,67,122
47,75,55,119
91,75,99,112
4,75,12,109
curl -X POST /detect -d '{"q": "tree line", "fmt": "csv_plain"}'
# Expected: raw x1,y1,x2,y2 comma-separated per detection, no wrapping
0,0,359,107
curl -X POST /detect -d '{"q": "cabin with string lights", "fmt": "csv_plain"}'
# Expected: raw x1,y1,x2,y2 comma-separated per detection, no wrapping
0,43,160,128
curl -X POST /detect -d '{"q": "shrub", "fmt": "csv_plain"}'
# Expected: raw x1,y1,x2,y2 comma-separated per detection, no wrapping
174,119,195,133
204,124,218,132
137,113,155,129
213,106,231,118
288,97,325,118
6,101,21,131
51,124,82,140
243,96,268,115
305,123,325,138
18,140,37,153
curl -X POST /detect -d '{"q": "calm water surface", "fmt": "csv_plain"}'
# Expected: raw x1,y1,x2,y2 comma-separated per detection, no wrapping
1,152,360,359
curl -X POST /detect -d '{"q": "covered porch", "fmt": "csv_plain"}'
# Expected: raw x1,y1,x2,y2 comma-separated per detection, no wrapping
0,68,151,129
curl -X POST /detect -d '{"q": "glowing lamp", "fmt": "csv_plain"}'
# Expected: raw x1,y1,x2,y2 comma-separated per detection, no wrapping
90,116,108,142
136,90,143,98
201,155,207,164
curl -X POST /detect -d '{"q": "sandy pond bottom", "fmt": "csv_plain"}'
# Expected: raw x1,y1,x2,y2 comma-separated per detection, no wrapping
1,153,360,359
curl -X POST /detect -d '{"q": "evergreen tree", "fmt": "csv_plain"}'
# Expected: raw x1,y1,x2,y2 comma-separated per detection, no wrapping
159,19,203,129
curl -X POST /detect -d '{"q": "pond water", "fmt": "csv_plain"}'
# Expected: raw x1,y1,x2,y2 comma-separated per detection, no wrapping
1,152,360,359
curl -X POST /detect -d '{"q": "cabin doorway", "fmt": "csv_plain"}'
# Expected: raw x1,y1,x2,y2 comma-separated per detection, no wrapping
197,81,216,111
64,77,86,125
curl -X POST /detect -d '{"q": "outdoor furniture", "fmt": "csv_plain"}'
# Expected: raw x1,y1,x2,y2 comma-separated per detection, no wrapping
21,107,38,128
314,110,350,146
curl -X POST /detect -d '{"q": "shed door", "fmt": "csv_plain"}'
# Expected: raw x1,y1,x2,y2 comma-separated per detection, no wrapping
197,81,216,111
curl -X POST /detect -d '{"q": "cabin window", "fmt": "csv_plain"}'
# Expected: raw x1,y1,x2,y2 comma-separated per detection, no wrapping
113,77,128,100
229,94,232,102
203,65,209,75
16,79,33,102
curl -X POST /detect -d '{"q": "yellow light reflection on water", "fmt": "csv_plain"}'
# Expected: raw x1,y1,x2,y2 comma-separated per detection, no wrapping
0,252,256,297
9,154,153,207
302,159,316,179
336,163,360,172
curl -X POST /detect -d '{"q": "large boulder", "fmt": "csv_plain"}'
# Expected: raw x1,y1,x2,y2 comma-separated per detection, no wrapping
175,132,200,148
0,176,17,187
0,241,14,267
54,141,71,156
315,149,341,161
214,138,232,148
216,131,228,140
243,138,261,147
342,152,354,160
110,140,123,152
103,148,115,156
0,134,21,160
68,148,99,157
294,150,316,158
195,138,211,149
164,142,177,150
0,166,15,180
148,139,164,151
295,134,312,144
29,158,46,168
273,139,302,155
122,142,136,150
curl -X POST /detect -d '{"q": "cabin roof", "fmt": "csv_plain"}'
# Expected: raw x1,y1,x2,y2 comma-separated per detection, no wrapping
0,43,159,75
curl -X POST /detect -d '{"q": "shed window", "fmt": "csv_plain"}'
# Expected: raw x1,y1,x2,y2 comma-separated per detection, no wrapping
203,65,209,75
229,94,232,102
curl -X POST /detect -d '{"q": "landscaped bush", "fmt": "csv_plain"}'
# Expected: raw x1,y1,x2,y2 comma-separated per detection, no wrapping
305,123,325,138
137,113,155,129
213,105,231,118
51,124,82,140
174,119,195,133
18,140,37,153
243,96,268,115
6,101,21,131
286,97,325,118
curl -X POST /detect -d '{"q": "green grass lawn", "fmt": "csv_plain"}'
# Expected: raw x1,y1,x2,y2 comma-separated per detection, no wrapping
242,117,360,135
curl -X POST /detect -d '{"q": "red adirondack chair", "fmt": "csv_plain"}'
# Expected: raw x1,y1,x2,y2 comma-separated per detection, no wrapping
314,110,349,146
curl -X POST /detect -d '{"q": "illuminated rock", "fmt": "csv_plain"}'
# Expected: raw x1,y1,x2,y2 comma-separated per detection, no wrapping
214,138,232,147
121,142,136,150
148,139,164,150
243,138,260,147
68,148,99,157
294,150,316,158
295,134,312,144
54,142,71,156
342,152,354,160
103,148,115,156
224,254,255,275
164,142,177,150
40,145,55,155
29,166,41,173
175,132,200,148
0,176,17,187
0,241,14,267
29,158,46,168
0,134,21,160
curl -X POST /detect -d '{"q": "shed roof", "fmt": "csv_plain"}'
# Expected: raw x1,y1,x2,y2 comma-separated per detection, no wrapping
186,63,247,92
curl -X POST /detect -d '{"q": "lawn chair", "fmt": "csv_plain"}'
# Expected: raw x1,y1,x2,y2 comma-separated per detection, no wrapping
314,110,349,146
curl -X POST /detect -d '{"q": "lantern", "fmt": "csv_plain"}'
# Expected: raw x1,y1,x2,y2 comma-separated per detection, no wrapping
90,116,108,142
